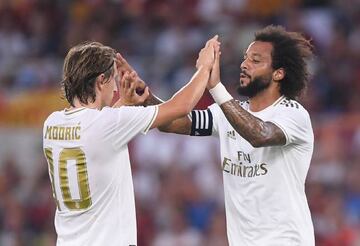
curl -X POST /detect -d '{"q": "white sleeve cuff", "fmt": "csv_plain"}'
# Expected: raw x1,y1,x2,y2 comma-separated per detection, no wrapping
142,105,159,134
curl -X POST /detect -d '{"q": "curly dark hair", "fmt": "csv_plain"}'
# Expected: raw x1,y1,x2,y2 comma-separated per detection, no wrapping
61,41,116,106
254,25,313,99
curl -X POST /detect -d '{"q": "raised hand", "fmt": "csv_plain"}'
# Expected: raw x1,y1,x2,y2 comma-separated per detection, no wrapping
115,52,146,93
196,35,220,71
113,71,150,107
116,53,134,74
208,37,221,89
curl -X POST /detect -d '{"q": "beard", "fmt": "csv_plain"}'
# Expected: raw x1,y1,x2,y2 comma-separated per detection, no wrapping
237,73,272,98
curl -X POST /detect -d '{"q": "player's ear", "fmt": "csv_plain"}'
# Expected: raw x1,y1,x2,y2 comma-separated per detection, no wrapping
96,74,105,91
272,68,285,82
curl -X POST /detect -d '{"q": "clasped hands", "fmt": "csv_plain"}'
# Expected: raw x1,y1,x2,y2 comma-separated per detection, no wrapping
114,35,221,107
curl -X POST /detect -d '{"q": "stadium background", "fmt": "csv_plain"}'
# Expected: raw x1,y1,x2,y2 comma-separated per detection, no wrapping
0,0,359,245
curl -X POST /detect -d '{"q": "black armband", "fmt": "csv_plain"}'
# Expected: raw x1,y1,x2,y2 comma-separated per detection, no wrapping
190,109,213,136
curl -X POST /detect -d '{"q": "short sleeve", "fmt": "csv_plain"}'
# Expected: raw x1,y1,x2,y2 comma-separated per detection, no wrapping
208,103,220,137
267,105,313,146
189,103,221,137
103,106,158,149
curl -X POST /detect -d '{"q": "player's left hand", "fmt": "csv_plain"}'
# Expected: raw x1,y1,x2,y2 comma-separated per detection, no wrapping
113,71,150,107
116,53,146,94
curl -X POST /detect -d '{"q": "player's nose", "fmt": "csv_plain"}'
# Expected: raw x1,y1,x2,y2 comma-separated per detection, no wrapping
240,60,248,70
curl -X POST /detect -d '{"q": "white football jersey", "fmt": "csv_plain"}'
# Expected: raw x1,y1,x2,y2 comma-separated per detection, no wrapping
191,96,314,246
43,105,158,246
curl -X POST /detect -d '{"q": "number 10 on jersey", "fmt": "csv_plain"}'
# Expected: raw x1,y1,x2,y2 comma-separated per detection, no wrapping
44,147,92,211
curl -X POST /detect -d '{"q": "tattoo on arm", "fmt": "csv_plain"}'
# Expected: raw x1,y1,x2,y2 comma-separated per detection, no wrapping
220,99,286,147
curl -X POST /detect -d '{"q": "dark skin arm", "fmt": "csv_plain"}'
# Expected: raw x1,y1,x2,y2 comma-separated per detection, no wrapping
144,92,191,134
146,89,286,144
203,38,286,147
116,42,286,144
116,52,192,134
219,100,286,147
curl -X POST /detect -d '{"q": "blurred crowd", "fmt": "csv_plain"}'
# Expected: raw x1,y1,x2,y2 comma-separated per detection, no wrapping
0,0,359,245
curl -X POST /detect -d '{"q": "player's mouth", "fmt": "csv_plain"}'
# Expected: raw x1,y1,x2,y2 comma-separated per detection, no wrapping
239,72,250,86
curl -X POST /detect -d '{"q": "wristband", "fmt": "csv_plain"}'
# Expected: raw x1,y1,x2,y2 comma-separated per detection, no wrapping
209,82,233,105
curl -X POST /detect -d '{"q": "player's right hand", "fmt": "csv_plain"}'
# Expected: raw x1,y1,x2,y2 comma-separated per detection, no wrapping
196,35,220,70
113,71,149,107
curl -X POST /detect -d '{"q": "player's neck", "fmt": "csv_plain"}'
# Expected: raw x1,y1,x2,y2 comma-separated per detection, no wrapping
249,87,282,112
70,97,101,110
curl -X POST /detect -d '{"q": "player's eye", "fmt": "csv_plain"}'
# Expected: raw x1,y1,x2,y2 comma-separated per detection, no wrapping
249,57,260,64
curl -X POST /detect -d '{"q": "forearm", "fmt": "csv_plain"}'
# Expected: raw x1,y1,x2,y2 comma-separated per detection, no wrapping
171,66,210,112
220,100,285,147
141,89,191,134
150,66,210,130
158,116,191,134
143,92,163,106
